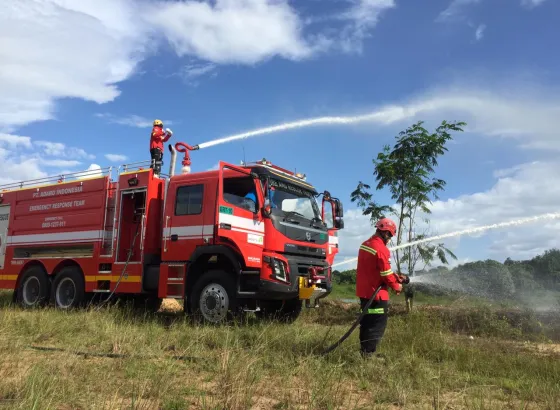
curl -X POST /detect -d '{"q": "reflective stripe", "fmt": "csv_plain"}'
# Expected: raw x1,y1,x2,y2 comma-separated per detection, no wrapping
367,308,385,314
380,269,393,276
359,244,377,256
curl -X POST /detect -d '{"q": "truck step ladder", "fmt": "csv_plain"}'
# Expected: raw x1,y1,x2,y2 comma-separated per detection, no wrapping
165,264,186,299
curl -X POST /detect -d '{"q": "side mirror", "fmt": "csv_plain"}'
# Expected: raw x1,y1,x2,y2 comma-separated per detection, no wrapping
334,199,344,218
334,217,344,229
321,197,335,229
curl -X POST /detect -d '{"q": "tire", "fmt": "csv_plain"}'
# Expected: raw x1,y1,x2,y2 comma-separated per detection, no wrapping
16,266,50,309
188,270,238,324
51,266,85,310
256,297,303,323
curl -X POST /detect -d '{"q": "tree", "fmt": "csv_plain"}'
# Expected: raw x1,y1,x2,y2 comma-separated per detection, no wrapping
528,248,560,289
350,120,466,276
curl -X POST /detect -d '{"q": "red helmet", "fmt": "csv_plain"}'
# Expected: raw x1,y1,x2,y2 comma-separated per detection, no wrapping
375,218,397,236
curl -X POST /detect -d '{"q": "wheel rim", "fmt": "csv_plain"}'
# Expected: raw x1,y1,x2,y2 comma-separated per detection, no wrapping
56,277,76,308
22,276,41,306
199,283,229,323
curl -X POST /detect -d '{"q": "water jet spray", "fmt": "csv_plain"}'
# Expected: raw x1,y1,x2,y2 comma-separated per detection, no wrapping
194,108,406,150
332,212,560,269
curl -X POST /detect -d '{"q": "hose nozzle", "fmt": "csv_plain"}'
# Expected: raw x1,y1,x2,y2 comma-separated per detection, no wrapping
397,274,410,285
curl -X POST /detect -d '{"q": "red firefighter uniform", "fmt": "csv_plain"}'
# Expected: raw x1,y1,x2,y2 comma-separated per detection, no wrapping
356,235,401,300
150,125,171,151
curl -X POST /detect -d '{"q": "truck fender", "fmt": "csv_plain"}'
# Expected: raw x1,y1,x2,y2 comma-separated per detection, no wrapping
188,245,243,274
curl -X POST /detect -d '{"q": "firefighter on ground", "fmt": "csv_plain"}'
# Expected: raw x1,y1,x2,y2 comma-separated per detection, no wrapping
355,217,407,358
150,119,173,175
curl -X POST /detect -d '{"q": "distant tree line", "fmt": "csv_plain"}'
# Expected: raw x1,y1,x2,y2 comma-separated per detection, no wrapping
332,248,560,300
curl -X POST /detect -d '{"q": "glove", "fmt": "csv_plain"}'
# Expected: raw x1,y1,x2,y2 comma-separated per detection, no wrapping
165,128,173,136
397,273,410,285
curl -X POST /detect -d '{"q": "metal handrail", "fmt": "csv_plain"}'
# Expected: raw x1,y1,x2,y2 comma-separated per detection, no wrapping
0,154,171,193
121,160,152,173
0,166,113,192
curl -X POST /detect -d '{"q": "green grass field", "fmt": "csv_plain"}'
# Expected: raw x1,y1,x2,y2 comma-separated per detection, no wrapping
1,290,559,409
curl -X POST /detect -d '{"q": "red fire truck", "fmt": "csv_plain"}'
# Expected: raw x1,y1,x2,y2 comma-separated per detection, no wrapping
0,142,343,323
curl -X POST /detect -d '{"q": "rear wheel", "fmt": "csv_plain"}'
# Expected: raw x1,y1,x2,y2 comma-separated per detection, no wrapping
51,266,85,309
16,266,50,308
189,270,238,324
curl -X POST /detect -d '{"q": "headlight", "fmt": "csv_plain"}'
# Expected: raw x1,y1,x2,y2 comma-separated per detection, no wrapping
271,258,288,282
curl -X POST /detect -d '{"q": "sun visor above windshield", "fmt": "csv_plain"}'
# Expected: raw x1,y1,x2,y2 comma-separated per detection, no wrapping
252,167,317,194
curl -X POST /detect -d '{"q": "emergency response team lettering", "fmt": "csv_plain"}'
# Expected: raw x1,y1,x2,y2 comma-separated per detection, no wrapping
0,214,8,221
29,200,85,212
32,186,83,199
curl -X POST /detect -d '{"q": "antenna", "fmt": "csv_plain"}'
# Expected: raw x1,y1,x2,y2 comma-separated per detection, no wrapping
242,144,246,166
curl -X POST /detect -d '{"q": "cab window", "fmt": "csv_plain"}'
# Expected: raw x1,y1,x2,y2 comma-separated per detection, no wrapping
175,184,203,215
223,172,257,213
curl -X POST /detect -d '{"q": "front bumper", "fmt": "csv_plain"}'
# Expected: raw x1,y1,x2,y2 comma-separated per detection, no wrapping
255,254,332,301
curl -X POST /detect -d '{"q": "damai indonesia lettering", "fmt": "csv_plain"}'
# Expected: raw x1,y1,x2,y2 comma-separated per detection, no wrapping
32,186,83,199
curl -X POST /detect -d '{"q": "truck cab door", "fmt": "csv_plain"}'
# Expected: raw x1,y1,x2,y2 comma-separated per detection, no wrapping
163,177,210,261
217,162,264,269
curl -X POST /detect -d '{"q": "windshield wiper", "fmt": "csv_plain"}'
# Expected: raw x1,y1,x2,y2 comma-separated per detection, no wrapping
284,211,305,218
283,211,305,224
310,216,324,229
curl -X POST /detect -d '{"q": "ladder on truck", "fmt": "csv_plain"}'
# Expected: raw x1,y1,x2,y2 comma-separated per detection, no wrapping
102,160,169,257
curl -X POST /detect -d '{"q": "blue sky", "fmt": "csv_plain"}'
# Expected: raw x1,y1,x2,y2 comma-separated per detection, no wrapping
2,0,560,270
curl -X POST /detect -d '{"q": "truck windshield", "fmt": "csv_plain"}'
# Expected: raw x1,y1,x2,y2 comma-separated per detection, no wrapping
268,179,321,222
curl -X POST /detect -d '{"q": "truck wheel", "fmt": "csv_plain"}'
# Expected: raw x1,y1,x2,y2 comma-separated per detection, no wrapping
16,266,50,309
51,266,85,310
256,298,303,323
189,270,238,324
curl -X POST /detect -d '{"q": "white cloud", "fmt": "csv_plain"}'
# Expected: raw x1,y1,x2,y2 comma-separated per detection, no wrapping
34,141,95,160
337,0,396,53
1,0,394,132
475,24,486,41
40,159,82,168
0,0,150,131
333,77,560,269
0,133,32,149
428,161,560,260
75,164,103,180
438,0,548,21
324,79,560,151
0,133,96,187
148,0,316,65
436,0,480,22
180,63,218,86
105,154,128,163
95,113,173,128
338,161,560,269
521,0,548,8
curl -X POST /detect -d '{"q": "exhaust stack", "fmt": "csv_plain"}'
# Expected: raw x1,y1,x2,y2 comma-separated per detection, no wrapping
168,143,177,177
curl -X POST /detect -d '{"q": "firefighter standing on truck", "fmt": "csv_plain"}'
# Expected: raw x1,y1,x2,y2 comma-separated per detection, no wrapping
150,119,172,175
355,217,404,358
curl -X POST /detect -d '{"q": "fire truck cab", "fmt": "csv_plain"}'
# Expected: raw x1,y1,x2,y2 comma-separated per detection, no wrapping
0,142,344,323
